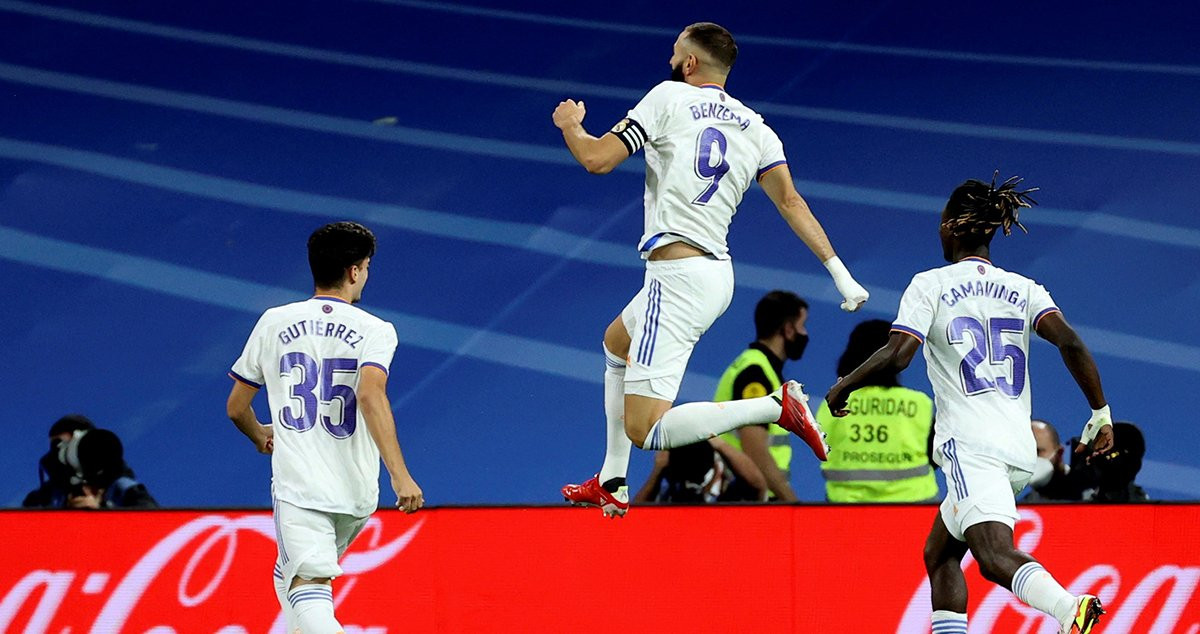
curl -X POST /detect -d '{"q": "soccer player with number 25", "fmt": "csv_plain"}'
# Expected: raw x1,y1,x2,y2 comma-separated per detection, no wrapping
826,175,1114,634
553,22,870,518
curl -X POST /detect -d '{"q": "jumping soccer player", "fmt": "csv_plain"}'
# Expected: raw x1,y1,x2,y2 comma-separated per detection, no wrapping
226,222,423,633
553,22,870,517
825,175,1113,633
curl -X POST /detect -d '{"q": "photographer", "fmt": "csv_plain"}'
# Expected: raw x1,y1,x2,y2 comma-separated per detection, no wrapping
1073,421,1149,503
23,415,158,509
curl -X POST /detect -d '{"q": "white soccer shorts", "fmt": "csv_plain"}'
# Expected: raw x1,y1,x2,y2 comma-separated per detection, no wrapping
621,256,734,401
273,498,370,589
937,439,1033,541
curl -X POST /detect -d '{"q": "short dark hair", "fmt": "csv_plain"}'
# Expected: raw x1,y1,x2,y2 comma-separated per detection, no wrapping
837,319,900,387
754,290,808,340
307,222,376,288
684,22,738,71
49,414,95,438
943,172,1038,247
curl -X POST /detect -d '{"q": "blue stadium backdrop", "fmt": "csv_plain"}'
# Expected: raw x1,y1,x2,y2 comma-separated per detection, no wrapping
2,0,1198,505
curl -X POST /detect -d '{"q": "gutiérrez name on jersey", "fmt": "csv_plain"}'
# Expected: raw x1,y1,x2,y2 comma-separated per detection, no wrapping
277,318,365,348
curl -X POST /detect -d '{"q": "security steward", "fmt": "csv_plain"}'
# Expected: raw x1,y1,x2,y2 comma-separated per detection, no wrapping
816,319,937,502
715,291,809,502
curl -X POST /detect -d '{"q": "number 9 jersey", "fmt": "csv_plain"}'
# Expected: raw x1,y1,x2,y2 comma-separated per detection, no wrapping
229,296,399,517
890,257,1060,472
612,81,788,260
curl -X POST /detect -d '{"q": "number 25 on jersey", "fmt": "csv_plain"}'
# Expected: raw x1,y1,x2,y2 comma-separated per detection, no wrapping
948,316,1026,398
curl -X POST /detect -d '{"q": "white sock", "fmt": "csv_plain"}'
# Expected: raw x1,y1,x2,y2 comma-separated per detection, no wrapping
288,584,342,634
931,610,967,634
643,396,781,450
1011,562,1077,624
273,563,297,634
598,346,630,485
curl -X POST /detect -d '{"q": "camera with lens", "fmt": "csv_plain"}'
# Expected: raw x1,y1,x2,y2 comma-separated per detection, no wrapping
38,426,126,499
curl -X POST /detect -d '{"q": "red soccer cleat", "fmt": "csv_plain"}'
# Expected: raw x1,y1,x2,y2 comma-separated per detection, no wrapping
562,475,629,518
774,380,830,461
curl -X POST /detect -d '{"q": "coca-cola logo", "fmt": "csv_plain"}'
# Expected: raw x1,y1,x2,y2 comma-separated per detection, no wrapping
0,513,423,633
1,507,1195,633
897,509,1200,633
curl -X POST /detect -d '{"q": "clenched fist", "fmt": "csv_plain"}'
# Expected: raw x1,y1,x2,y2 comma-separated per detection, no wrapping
553,99,586,130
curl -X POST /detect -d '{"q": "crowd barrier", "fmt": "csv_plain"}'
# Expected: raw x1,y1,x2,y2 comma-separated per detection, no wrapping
2,504,1197,633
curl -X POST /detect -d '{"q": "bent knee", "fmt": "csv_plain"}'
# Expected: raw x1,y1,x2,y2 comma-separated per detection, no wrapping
973,552,1012,585
625,424,648,449
922,543,940,573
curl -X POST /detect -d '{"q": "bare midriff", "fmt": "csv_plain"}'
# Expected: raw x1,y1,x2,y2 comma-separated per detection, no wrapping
647,241,708,261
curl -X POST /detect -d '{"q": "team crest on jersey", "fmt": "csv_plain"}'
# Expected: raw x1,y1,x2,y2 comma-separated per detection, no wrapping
719,93,726,102
977,265,986,275
323,304,333,314
610,118,629,133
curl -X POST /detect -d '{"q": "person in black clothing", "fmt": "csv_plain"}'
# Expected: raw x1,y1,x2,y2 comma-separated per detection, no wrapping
23,414,158,509
714,290,809,501
1075,422,1148,502
1023,420,1083,502
633,437,768,503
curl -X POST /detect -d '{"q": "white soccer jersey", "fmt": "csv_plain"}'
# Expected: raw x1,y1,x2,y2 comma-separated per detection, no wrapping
612,80,787,260
891,257,1060,472
230,296,399,517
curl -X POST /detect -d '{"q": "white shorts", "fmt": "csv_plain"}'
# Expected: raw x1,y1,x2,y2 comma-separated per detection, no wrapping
621,256,734,401
272,498,370,589
936,439,1032,542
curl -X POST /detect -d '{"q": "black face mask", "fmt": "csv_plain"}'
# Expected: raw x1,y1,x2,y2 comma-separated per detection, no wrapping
784,333,809,361
670,62,686,83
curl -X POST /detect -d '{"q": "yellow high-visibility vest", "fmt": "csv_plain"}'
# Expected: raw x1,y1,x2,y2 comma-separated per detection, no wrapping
816,385,936,502
715,348,791,473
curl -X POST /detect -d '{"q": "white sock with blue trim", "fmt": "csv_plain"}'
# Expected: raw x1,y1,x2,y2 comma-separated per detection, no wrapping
643,396,781,450
1011,561,1076,624
931,610,967,634
273,563,297,633
288,583,342,633
598,346,630,485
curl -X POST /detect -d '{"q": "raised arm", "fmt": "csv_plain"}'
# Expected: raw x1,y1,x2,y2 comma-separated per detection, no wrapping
758,166,869,311
226,380,272,454
358,366,424,513
552,99,631,175
825,332,922,416
1035,311,1114,455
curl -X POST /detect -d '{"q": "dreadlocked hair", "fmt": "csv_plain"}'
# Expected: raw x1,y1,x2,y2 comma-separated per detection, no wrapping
943,171,1039,240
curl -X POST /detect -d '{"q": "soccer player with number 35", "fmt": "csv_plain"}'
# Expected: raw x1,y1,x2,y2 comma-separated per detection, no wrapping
225,222,422,634
825,175,1114,634
553,23,870,518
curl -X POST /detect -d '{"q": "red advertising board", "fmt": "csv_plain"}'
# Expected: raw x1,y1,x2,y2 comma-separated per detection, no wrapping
1,505,1197,633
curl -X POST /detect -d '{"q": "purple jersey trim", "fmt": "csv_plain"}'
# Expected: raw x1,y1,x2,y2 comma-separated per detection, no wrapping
361,361,389,375
228,371,262,389
890,324,926,343
756,161,788,180
312,295,349,304
1034,307,1062,328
